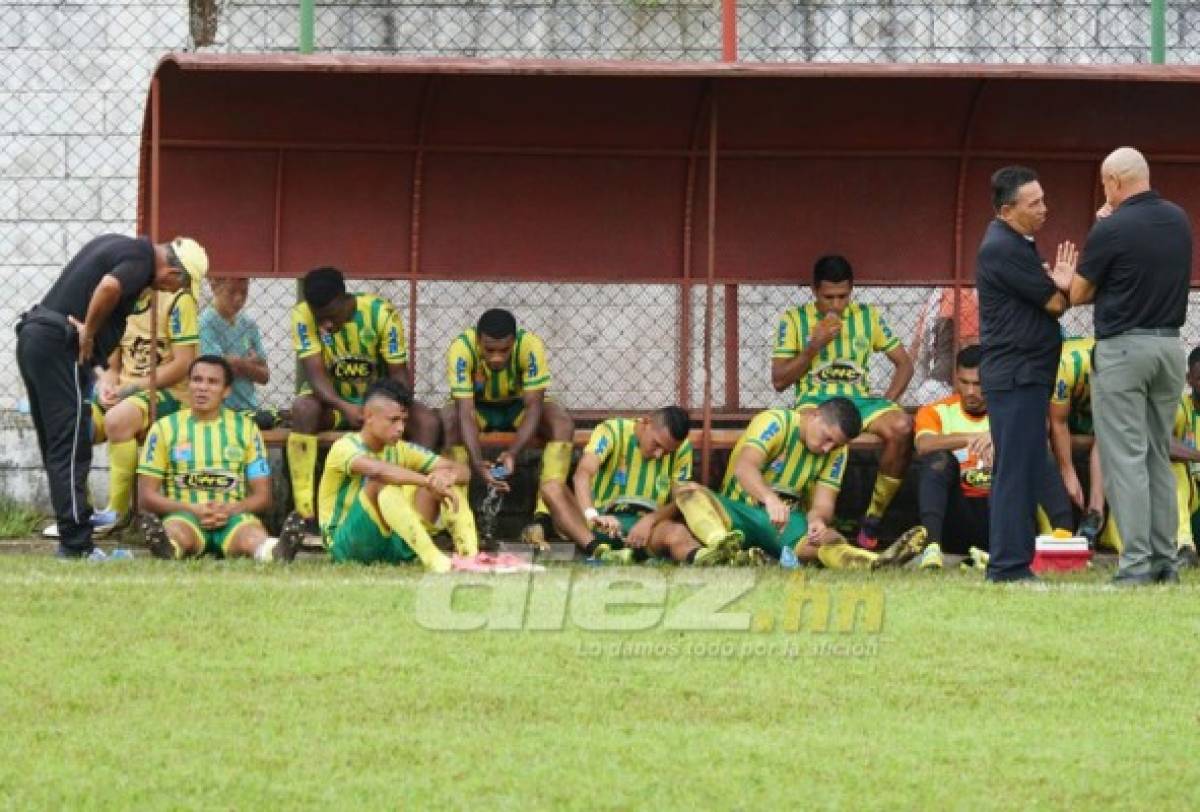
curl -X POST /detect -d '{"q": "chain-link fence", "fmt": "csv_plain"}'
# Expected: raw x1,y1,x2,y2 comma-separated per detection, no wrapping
4,0,1200,416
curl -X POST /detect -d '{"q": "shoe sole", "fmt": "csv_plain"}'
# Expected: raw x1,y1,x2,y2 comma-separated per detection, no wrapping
873,526,929,569
136,513,176,560
276,512,306,563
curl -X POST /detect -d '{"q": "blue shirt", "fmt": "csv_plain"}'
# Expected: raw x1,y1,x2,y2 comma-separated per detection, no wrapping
199,307,266,412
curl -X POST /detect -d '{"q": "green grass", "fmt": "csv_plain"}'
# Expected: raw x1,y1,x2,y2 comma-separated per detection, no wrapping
0,497,45,538
0,557,1197,809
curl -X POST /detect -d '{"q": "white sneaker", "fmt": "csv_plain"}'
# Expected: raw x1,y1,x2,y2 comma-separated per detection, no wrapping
43,508,122,539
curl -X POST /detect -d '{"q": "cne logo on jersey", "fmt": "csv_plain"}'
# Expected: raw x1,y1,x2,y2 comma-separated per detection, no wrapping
175,470,239,492
961,467,993,492
332,355,373,381
813,361,865,385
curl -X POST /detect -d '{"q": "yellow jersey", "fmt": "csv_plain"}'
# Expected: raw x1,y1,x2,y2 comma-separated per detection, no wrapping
772,302,900,401
1174,394,1200,477
1053,337,1096,427
446,327,551,403
583,418,693,512
318,433,438,537
291,293,408,403
137,407,269,505
721,409,847,507
118,289,199,402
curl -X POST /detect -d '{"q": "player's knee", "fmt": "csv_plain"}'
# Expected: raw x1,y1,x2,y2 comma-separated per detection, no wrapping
545,406,574,441
103,409,137,443
889,412,915,440
539,479,567,503
165,522,201,556
291,396,321,432
924,450,953,475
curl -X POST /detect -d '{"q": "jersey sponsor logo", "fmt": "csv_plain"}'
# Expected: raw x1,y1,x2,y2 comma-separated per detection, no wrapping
171,443,193,463
170,305,182,336
813,361,865,385
758,421,781,443
613,469,628,488
777,321,788,346
321,332,334,346
128,336,169,377
769,458,786,473
297,323,312,352
144,434,159,463
527,352,539,377
387,326,400,356
961,467,992,491
455,357,468,384
223,446,244,463
829,453,846,480
1056,380,1068,400
175,470,239,492
331,355,373,381
594,436,609,455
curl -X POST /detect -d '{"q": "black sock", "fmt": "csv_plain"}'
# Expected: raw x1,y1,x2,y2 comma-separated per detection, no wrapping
685,548,697,564
632,548,649,563
584,540,600,557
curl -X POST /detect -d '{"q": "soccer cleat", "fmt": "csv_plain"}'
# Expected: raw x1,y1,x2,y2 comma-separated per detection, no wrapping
595,544,636,566
916,541,944,570
136,512,178,560
959,546,990,572
693,530,743,567
520,513,554,551
855,515,882,550
734,547,769,567
1178,544,1199,569
275,511,306,562
872,525,929,569
1077,509,1104,549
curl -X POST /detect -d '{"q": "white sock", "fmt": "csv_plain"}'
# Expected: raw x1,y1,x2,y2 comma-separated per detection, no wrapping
254,537,280,562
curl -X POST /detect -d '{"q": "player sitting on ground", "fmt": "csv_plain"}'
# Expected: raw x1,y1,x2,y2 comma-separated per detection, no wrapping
287,266,440,532
771,254,915,550
442,308,574,547
319,379,477,571
674,398,929,569
1167,347,1200,568
913,345,1075,570
1049,335,1111,546
538,406,695,564
135,355,303,561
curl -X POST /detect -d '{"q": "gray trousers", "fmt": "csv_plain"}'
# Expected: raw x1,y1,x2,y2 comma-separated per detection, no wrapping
1093,334,1185,578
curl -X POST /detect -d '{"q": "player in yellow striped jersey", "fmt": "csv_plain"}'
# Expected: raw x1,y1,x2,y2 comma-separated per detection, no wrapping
318,379,476,570
441,308,574,548
537,406,696,562
135,355,303,561
1165,347,1200,568
1048,335,1110,544
771,255,915,550
287,267,440,532
674,398,929,569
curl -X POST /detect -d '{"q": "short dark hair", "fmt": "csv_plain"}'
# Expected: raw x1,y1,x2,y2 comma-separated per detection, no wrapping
991,166,1039,212
189,354,234,386
817,397,862,441
956,344,982,370
654,406,690,442
477,308,517,340
813,255,853,287
303,266,347,310
1188,346,1200,370
364,378,413,408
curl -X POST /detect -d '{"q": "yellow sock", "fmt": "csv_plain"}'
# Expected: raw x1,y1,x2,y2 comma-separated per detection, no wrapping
676,487,732,547
378,485,450,572
448,445,470,466
1098,513,1123,554
1174,463,1194,549
106,439,138,516
536,441,573,517
866,474,902,518
287,433,318,518
817,541,878,570
444,483,479,556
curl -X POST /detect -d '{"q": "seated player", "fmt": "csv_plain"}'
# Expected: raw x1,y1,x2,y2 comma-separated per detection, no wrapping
1166,347,1200,568
538,406,694,563
442,308,574,547
1049,335,1109,545
771,254,915,550
135,355,303,561
199,275,270,418
319,379,477,571
287,266,440,532
84,238,207,534
674,398,929,569
914,345,1075,569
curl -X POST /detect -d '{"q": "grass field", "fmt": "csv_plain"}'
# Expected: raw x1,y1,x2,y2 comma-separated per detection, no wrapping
0,555,1197,809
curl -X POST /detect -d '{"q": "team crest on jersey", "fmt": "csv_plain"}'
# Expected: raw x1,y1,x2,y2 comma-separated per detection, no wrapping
332,355,373,380
171,443,193,463
852,336,870,353
361,327,376,347
176,470,238,491
655,475,671,493
223,447,244,463
813,361,864,385
962,467,993,491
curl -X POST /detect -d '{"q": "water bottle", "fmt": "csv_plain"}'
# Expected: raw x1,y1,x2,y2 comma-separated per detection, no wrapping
490,464,509,481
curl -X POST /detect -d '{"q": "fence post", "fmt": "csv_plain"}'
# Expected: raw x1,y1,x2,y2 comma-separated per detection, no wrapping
722,0,737,61
1151,0,1166,63
300,0,315,54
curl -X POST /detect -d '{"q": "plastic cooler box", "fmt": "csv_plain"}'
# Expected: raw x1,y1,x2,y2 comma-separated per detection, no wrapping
1031,535,1092,573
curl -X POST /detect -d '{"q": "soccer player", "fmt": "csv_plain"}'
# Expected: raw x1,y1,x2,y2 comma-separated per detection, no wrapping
199,276,269,414
674,398,929,569
538,406,694,562
1166,348,1200,568
287,266,439,531
135,355,303,561
771,255,915,550
1049,335,1108,544
319,379,477,571
442,308,574,547
913,345,1075,569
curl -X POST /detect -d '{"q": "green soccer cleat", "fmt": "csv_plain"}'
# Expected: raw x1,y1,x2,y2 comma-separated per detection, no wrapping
916,541,944,570
694,530,744,567
872,525,929,569
734,547,769,567
596,544,636,566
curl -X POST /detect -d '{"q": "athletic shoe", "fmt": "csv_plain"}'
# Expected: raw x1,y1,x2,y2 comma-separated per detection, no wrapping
136,512,177,560
1077,509,1104,549
916,541,944,570
520,513,554,551
959,546,990,572
855,515,882,550
872,525,929,569
693,530,743,566
734,547,768,567
1178,544,1199,569
43,508,122,539
275,511,306,562
595,544,635,566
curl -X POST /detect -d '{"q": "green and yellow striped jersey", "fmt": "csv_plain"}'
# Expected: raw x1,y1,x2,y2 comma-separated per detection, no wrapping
291,293,408,403
583,418,693,512
720,409,847,507
1175,394,1200,477
137,407,269,504
446,327,551,403
772,302,900,401
1052,336,1095,422
318,433,438,537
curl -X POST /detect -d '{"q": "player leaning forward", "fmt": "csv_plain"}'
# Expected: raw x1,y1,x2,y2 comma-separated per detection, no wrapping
136,355,303,561
319,380,478,571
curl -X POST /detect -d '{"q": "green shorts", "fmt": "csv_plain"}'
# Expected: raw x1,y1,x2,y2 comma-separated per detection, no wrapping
715,493,808,559
329,495,416,565
592,508,652,549
164,510,262,557
130,389,185,423
474,399,526,432
796,394,900,429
